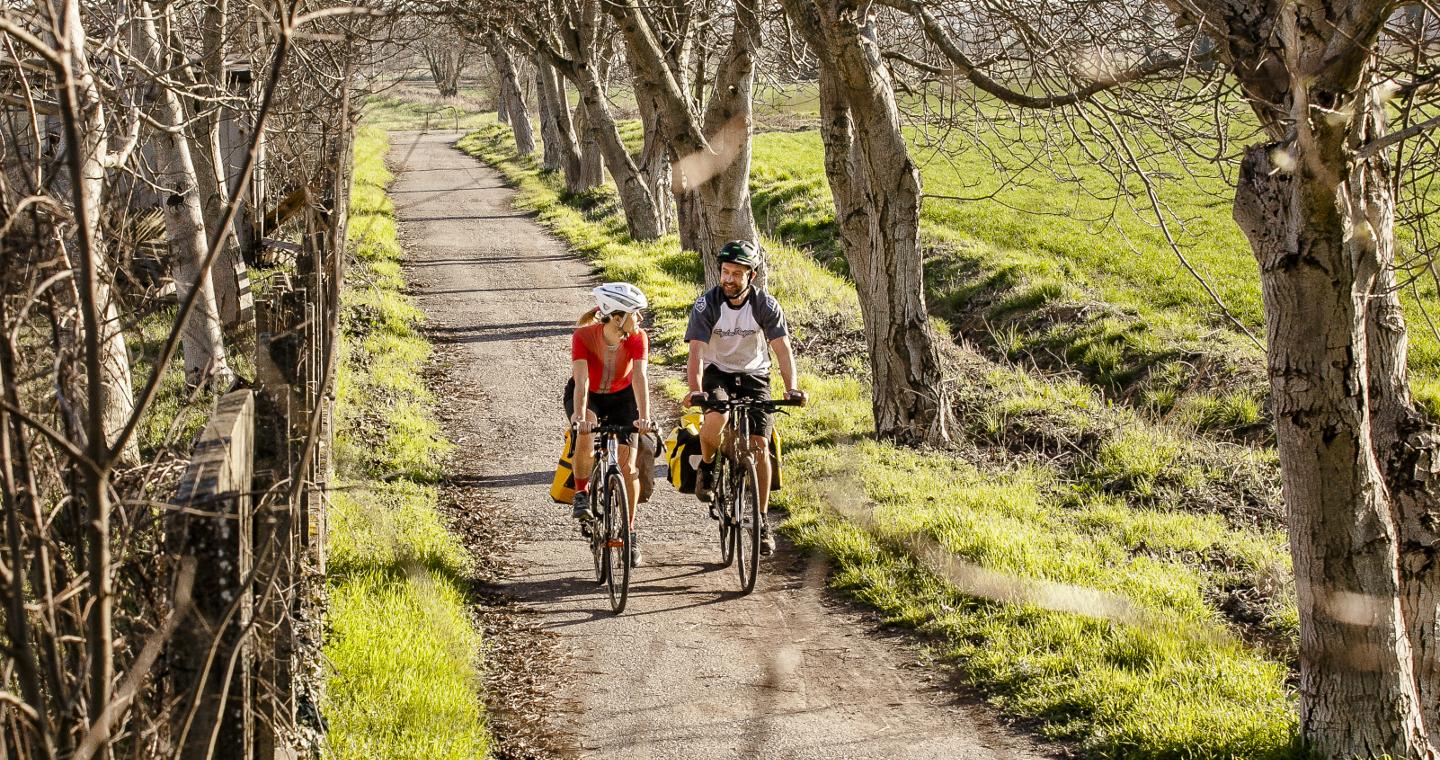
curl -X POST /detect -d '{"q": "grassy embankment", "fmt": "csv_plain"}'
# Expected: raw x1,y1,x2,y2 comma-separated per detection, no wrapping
458,121,1302,759
321,126,489,759
751,127,1440,424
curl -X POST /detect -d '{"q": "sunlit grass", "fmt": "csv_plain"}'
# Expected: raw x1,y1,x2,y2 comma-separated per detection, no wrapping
324,126,488,760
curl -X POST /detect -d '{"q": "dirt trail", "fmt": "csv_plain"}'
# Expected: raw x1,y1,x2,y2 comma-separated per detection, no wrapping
389,130,1055,760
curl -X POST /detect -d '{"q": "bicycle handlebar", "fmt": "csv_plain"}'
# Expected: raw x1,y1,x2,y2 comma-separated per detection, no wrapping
574,423,643,436
689,393,804,412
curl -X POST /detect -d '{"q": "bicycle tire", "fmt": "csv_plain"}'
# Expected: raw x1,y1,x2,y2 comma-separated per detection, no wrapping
716,460,735,567
604,472,631,613
734,462,761,594
590,462,607,585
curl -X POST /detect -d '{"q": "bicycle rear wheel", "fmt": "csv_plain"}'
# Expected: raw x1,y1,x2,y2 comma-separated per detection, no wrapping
733,463,761,594
604,473,632,613
716,461,735,567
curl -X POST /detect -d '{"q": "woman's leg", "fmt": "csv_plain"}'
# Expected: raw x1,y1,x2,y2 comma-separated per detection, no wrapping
617,442,639,523
573,410,599,488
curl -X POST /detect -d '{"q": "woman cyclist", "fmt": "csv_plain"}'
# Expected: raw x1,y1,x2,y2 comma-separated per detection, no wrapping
566,282,654,565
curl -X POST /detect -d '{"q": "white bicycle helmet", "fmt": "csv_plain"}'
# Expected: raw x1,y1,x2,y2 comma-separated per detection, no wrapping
593,282,648,315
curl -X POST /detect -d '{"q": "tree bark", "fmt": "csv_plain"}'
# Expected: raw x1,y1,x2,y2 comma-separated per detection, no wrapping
1230,64,1440,753
611,0,760,281
488,37,536,156
571,98,605,189
138,1,234,389
184,0,250,330
780,0,950,446
631,71,673,234
535,57,563,171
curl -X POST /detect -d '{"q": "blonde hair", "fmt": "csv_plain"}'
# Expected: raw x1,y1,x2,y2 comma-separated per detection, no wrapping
578,307,602,326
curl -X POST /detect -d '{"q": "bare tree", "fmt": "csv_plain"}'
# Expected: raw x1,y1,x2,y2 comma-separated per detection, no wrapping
611,0,763,279
497,0,666,240
778,0,952,445
866,0,1440,753
486,33,537,154
421,33,470,98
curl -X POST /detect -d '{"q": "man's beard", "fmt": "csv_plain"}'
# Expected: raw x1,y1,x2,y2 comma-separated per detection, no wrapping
722,282,744,298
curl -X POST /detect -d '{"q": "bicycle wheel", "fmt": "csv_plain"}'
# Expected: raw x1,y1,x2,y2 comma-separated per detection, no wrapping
733,462,762,594
604,472,632,613
590,461,606,585
716,460,735,567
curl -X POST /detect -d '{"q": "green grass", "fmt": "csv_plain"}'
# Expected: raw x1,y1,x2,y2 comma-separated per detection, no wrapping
459,121,1303,759
750,128,1440,421
361,89,497,132
323,126,488,760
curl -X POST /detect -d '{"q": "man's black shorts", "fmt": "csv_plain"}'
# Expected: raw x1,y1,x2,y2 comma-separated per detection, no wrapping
702,365,773,438
563,378,640,432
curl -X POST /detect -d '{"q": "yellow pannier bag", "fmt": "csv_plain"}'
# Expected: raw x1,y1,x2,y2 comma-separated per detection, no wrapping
663,411,785,493
664,412,703,494
549,428,577,504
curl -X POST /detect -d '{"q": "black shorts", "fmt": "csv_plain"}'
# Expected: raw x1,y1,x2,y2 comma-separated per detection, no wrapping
563,378,640,433
702,365,773,439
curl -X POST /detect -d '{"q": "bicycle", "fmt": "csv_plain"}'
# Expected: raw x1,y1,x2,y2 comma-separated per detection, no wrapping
579,423,638,613
690,391,802,594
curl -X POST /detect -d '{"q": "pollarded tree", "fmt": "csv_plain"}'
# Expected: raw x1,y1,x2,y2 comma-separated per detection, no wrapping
777,0,952,445
485,33,537,155
608,0,763,279
882,0,1440,754
505,0,665,240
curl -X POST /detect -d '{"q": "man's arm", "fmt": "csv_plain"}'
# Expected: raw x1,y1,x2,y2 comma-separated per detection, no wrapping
685,340,707,404
769,336,800,396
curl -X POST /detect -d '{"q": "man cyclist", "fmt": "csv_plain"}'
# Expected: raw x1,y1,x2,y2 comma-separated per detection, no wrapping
682,240,806,556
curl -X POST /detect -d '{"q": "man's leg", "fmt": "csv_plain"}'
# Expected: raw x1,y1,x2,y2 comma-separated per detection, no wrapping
696,411,725,505
751,434,771,514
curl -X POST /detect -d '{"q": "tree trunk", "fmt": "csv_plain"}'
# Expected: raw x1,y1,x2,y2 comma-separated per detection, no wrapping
632,74,673,235
570,63,662,241
612,0,760,281
781,0,950,446
571,100,605,190
536,58,562,171
1233,134,1436,760
495,79,509,124
487,37,536,156
138,1,234,389
62,2,138,467
186,0,250,331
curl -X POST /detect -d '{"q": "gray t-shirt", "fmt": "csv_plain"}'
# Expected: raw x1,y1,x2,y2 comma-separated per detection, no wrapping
683,286,789,374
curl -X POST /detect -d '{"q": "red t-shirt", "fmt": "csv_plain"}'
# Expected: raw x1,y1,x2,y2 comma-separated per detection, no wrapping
571,323,648,394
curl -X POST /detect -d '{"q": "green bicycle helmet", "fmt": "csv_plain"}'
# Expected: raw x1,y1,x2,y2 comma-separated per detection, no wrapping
716,239,763,270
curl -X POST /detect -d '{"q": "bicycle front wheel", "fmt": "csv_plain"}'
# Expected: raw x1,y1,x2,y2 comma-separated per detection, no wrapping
716,462,734,567
604,472,632,614
590,462,607,585
733,463,761,595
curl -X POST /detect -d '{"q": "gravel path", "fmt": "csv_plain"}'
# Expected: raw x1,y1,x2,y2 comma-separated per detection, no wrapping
390,129,1056,760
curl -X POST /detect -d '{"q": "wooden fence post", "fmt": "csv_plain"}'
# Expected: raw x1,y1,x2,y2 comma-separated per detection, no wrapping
166,389,256,760
252,279,302,760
